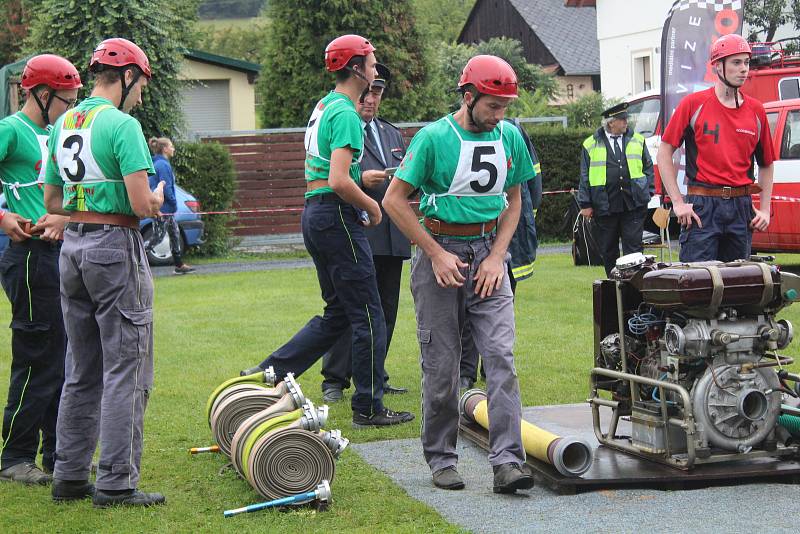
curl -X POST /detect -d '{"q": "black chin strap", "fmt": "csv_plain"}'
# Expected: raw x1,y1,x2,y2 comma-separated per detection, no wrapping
345,65,369,84
118,68,142,111
466,91,482,128
32,90,56,126
717,58,741,109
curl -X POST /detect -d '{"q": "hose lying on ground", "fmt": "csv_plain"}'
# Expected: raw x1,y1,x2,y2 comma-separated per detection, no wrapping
459,389,594,477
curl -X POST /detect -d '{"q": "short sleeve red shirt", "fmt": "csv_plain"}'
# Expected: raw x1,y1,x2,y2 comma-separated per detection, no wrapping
661,87,774,187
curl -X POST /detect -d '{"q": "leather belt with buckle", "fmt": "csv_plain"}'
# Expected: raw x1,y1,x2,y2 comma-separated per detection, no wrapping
686,184,761,199
423,217,497,237
69,211,140,230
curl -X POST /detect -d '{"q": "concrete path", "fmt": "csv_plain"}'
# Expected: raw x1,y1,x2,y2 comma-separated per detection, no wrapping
351,404,800,534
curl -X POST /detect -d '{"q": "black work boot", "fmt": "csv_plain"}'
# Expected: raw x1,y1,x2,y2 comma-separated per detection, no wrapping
52,479,96,502
93,489,166,508
239,365,263,377
432,466,465,490
492,462,534,494
352,408,415,428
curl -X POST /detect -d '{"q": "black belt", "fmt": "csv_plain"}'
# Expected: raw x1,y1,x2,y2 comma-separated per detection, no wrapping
9,238,60,250
66,222,134,233
305,193,346,204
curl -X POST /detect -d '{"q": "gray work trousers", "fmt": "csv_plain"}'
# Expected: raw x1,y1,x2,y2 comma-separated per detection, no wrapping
54,224,154,490
411,234,525,473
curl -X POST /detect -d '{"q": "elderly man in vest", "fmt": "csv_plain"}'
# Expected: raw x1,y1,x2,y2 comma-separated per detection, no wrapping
578,102,654,277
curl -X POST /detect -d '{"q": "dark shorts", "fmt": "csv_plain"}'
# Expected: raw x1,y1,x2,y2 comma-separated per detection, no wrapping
678,194,753,263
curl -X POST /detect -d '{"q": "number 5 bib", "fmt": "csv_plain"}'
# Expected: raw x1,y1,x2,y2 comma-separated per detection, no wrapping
427,118,508,211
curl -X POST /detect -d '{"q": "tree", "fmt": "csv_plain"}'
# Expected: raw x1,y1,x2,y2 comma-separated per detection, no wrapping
412,0,476,44
745,0,791,42
195,19,269,64
427,38,558,117
257,0,433,127
0,0,34,66
25,0,199,138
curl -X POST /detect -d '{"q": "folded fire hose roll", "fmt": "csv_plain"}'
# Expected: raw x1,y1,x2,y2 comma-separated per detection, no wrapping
232,396,324,478
210,383,303,457
459,389,594,477
247,427,337,500
205,367,278,424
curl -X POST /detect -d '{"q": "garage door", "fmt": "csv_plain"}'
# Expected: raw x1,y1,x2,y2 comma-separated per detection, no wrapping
181,79,231,133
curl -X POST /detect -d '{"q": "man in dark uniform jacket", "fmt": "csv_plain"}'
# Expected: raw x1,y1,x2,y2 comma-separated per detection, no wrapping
321,64,410,401
578,102,654,277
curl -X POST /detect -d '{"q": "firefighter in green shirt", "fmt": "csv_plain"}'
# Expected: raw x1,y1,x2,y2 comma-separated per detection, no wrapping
0,54,81,486
384,55,536,494
44,38,166,507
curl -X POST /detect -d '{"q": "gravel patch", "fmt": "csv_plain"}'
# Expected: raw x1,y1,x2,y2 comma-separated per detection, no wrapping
352,412,800,534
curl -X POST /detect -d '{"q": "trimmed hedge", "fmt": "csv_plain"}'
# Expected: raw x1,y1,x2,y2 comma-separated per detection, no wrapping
171,141,237,255
524,126,595,241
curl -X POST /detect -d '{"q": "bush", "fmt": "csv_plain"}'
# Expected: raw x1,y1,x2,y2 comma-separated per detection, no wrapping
172,141,237,256
525,126,595,241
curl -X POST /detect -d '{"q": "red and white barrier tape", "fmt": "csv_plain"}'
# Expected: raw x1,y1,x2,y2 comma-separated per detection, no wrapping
182,189,580,217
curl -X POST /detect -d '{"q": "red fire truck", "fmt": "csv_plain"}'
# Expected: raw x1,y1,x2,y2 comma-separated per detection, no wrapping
626,41,800,253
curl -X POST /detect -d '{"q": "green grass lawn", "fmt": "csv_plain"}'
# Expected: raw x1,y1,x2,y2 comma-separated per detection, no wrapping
2,251,800,532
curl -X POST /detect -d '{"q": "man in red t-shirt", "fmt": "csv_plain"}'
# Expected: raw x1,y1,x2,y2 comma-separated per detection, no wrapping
657,33,774,262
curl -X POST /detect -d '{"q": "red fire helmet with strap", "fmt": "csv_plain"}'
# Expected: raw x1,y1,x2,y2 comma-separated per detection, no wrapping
458,55,519,98
324,34,375,72
90,38,151,78
21,54,82,90
710,34,751,63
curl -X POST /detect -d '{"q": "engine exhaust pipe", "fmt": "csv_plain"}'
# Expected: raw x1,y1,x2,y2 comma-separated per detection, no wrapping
459,389,593,477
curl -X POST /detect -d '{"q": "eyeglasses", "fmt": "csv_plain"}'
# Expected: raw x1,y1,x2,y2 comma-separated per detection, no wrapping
53,95,77,108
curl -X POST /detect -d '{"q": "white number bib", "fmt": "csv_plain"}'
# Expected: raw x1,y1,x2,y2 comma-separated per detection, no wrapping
2,116,49,199
56,128,109,184
304,98,363,163
445,117,507,197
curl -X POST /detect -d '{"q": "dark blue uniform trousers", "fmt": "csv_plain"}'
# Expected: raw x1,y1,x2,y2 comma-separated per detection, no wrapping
0,240,65,472
260,195,387,415
678,194,753,262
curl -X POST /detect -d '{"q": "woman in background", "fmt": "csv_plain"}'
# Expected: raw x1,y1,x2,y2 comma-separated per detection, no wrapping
148,137,195,274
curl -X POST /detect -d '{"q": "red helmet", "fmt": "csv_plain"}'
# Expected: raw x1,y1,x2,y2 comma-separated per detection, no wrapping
325,34,375,72
458,55,519,98
710,34,751,63
21,54,82,90
90,38,151,78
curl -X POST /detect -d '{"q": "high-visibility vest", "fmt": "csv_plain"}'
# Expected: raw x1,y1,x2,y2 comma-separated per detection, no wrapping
582,133,646,187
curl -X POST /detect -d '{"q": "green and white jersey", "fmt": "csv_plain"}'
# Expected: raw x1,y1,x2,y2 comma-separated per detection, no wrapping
395,114,535,229
44,96,154,216
0,112,50,222
303,91,364,199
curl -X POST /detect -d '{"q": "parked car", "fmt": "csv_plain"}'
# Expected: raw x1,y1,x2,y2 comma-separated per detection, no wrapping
0,184,204,266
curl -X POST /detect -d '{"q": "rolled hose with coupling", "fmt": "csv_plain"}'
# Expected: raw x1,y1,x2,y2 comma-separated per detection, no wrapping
459,389,594,477
231,397,325,478
247,427,336,500
205,367,279,424
209,383,301,457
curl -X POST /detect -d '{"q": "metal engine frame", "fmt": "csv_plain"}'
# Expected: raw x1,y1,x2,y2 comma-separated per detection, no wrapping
588,275,800,470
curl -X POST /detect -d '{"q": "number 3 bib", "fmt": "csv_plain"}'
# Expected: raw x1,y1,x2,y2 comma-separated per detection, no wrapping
56,105,119,185
446,117,507,196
